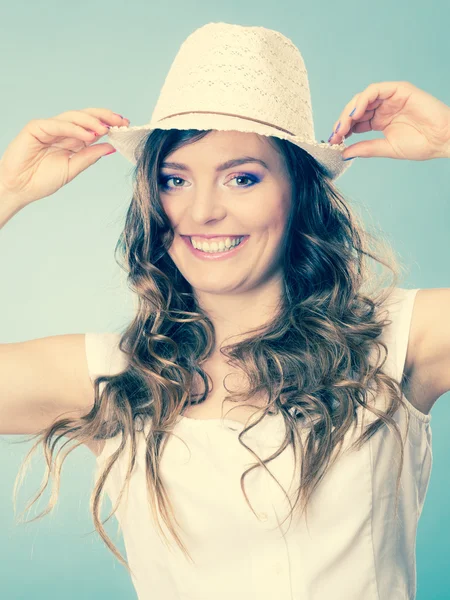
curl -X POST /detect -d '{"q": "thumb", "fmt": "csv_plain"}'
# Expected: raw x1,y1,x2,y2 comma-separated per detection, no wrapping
342,138,396,160
66,143,117,182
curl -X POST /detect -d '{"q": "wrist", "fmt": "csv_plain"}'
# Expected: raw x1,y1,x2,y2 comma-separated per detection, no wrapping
0,179,25,210
444,108,450,159
0,179,27,228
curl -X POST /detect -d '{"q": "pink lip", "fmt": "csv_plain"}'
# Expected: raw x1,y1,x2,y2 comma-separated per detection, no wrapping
181,235,249,260
180,234,248,239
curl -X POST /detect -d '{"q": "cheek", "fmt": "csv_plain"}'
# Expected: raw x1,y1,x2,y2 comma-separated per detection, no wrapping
160,201,178,226
264,204,291,235
255,187,291,225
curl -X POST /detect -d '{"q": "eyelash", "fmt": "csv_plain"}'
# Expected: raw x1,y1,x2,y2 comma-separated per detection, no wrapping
158,172,260,191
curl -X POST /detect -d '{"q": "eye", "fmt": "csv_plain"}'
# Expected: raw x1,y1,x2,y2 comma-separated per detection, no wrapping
158,176,186,190
158,172,260,191
228,173,260,187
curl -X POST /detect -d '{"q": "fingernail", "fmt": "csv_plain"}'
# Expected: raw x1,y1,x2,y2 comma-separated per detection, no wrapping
113,114,130,124
327,132,334,143
100,121,111,129
343,156,356,161
335,122,341,133
103,149,117,156
349,107,356,117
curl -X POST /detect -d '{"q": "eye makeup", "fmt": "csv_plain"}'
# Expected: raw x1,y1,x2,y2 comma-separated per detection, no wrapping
158,172,261,191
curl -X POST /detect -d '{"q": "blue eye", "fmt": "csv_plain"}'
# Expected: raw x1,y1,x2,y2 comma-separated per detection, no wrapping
158,173,260,191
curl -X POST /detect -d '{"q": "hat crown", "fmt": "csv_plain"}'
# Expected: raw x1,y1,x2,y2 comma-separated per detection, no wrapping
150,22,315,142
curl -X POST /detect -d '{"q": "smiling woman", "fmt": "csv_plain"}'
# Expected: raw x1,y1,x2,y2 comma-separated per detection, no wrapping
12,121,429,591
156,129,293,297
2,20,440,600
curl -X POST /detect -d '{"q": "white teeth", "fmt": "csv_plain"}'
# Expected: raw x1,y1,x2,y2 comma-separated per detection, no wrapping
190,236,244,253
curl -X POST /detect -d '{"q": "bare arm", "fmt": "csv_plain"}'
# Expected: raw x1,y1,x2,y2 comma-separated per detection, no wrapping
0,188,95,438
0,334,95,434
405,288,450,413
0,108,127,455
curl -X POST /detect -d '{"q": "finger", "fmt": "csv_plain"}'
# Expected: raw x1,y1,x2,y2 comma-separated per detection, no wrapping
53,111,111,138
26,118,98,145
53,108,129,132
332,85,384,131
350,120,373,135
341,138,398,160
66,142,117,183
329,92,361,138
81,108,130,127
330,81,401,144
332,109,376,143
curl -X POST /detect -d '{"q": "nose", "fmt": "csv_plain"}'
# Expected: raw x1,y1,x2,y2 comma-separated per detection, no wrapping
189,189,227,224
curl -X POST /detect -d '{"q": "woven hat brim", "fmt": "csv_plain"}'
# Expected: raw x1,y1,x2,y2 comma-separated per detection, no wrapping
106,113,353,181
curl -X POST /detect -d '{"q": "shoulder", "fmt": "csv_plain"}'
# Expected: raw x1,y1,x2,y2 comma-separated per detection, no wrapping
83,332,128,458
84,332,128,380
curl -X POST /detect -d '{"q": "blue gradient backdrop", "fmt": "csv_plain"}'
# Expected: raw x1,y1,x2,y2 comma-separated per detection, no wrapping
0,1,449,598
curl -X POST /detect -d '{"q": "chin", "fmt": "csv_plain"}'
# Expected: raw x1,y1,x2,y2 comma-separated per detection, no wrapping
190,274,248,293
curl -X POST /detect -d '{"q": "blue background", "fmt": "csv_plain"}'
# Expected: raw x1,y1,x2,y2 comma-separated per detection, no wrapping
0,0,449,598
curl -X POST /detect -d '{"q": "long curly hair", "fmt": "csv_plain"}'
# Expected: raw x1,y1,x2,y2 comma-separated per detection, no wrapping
11,128,412,577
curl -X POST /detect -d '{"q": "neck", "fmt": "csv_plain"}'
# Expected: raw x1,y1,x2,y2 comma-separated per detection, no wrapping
194,273,284,355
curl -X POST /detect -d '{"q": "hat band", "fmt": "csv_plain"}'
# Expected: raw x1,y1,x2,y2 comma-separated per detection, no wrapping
156,110,295,136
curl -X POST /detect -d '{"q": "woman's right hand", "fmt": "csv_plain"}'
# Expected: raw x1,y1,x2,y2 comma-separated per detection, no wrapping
0,108,128,207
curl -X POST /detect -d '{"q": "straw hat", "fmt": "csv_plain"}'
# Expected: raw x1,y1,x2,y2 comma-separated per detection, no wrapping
106,22,353,181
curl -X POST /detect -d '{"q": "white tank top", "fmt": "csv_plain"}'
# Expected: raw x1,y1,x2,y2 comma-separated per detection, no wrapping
85,287,432,600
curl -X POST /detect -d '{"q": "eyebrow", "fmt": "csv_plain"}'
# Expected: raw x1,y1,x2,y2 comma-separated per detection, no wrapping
160,156,270,172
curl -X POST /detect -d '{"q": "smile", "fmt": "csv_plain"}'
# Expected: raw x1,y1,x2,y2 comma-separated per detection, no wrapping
181,235,250,260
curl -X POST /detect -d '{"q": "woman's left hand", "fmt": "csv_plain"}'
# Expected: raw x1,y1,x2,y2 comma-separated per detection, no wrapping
329,81,450,161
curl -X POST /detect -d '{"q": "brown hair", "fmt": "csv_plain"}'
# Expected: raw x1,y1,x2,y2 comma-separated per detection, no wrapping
10,128,412,577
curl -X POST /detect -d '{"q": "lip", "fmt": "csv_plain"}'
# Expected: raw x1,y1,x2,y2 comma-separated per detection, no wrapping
180,234,247,239
181,235,249,260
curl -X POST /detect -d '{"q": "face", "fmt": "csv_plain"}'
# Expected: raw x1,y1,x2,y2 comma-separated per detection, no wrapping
158,130,292,297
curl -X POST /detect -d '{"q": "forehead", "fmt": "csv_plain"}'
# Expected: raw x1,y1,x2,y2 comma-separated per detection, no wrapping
165,130,284,168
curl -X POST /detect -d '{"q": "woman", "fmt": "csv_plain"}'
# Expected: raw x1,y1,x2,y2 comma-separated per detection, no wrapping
1,22,449,600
